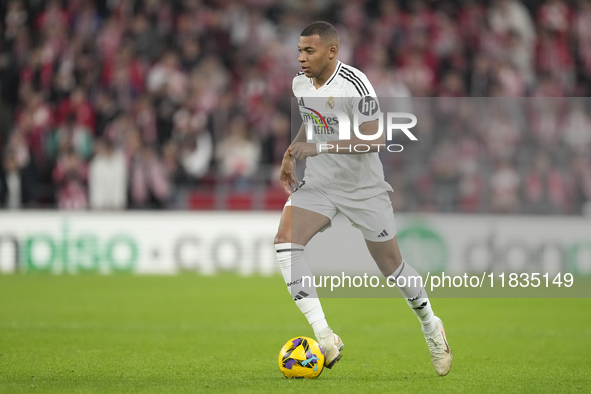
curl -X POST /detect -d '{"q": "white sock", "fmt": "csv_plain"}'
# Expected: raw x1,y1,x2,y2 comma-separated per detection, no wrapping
389,260,436,333
275,243,329,336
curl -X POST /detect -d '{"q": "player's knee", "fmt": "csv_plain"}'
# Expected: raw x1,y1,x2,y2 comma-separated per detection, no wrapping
379,266,394,277
274,231,291,245
379,254,403,277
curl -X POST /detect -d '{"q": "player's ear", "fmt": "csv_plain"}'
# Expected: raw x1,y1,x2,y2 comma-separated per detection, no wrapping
328,45,337,59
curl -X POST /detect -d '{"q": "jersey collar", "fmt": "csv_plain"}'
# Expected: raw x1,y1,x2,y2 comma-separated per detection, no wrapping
312,60,342,90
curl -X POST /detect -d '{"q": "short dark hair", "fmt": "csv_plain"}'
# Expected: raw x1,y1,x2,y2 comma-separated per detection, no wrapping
301,21,339,45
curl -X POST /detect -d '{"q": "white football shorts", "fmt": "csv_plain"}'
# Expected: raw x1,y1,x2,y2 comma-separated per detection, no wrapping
285,179,396,242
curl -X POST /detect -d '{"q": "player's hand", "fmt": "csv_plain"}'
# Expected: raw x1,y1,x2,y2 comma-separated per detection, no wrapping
279,148,299,195
290,142,318,160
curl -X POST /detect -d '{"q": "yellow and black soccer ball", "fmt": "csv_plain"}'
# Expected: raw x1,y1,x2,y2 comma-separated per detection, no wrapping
278,336,325,379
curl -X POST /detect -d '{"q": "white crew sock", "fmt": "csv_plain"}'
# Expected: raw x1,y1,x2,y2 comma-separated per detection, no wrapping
389,260,436,333
275,243,329,336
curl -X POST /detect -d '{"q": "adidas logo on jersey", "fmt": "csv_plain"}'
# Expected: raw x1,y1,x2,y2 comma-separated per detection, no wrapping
293,291,309,301
377,229,389,238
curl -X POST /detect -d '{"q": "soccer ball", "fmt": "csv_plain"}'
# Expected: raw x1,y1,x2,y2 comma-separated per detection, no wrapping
278,336,325,379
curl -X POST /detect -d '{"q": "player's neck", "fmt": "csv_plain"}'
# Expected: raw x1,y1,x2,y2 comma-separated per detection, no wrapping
313,60,338,89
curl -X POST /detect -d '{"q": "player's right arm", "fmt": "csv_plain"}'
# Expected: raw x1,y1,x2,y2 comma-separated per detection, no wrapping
279,122,306,195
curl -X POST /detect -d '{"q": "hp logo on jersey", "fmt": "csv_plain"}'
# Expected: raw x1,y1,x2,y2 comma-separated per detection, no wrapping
358,96,378,116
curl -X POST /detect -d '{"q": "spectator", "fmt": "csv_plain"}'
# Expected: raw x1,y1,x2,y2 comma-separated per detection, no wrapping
430,139,459,212
215,115,260,190
96,16,123,64
71,1,100,41
133,94,158,144
147,51,187,104
131,14,161,63
35,0,69,32
129,144,172,209
561,99,591,154
228,8,275,53
398,49,435,96
4,0,28,43
482,104,522,160
162,140,189,187
88,138,127,210
95,90,120,138
493,59,525,96
52,148,88,210
0,148,35,209
176,111,213,182
488,0,536,54
55,87,95,131
106,112,138,152
537,0,571,39
438,71,465,97
573,0,591,92
490,160,520,213
457,139,485,213
47,114,93,161
568,154,591,216
535,29,574,91
524,151,568,214
469,54,493,96
506,29,535,89
15,91,53,172
179,38,202,71
530,98,561,147
458,0,486,49
365,45,411,97
0,84,13,148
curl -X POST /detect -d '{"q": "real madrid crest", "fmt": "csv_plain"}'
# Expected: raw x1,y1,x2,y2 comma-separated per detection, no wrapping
326,96,335,109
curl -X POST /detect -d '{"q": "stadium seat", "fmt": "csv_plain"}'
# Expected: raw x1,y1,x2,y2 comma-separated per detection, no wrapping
187,190,216,210
264,187,287,210
226,192,253,210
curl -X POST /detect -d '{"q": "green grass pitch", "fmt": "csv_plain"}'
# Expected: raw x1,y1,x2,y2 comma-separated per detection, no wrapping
1,274,589,393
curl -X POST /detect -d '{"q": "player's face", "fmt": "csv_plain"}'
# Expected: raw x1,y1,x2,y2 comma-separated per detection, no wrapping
298,35,334,78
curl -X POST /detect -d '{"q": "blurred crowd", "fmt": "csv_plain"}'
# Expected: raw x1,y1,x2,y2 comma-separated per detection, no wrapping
0,0,590,214
381,97,591,215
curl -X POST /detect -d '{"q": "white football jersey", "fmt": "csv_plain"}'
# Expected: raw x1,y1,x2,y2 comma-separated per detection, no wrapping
292,60,393,199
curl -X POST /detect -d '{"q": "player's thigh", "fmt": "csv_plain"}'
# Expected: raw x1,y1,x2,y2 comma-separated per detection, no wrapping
275,183,337,246
365,236,403,277
275,206,331,246
338,192,397,242
335,192,401,275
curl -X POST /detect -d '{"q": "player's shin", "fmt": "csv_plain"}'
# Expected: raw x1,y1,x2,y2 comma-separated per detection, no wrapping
275,243,328,336
388,260,435,333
